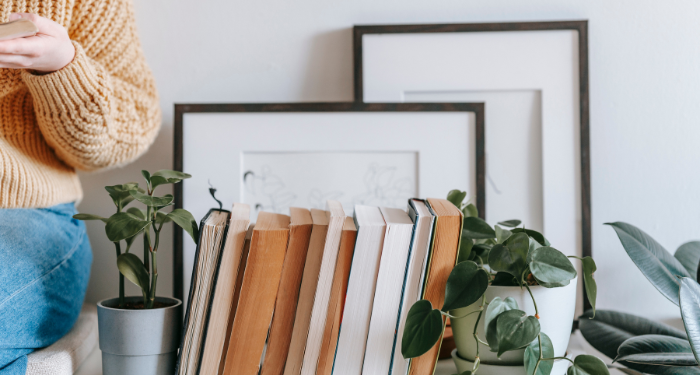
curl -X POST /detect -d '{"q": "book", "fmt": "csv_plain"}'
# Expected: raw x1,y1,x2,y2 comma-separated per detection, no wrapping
222,212,291,375
316,216,358,375
261,208,314,375
0,18,37,41
362,207,416,374
198,203,250,375
283,209,330,375
176,209,231,375
408,198,463,375
333,205,387,375
390,199,437,375
299,201,346,375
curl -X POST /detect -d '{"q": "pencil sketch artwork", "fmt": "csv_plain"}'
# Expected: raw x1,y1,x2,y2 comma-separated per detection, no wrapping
241,152,418,219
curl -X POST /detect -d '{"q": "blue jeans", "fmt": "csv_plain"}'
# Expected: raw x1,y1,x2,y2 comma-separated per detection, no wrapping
0,203,92,374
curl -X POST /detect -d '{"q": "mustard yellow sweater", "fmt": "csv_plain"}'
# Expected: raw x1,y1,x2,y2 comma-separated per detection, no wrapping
0,0,161,208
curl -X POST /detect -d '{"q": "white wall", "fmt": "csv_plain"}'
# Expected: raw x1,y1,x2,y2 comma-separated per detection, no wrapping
79,0,700,325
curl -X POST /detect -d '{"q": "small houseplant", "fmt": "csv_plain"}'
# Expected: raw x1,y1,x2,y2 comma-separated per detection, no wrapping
401,190,608,375
74,170,198,375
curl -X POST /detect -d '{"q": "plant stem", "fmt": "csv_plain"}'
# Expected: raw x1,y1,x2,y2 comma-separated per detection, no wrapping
143,207,151,273
114,241,124,308
147,229,160,309
523,282,539,317
441,309,482,320
533,334,543,375
471,294,487,374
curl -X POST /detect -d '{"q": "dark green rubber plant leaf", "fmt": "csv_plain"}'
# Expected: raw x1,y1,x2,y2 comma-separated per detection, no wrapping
484,297,518,345
442,261,489,311
680,277,700,364
463,217,496,239
129,191,174,209
117,253,149,293
495,225,512,244
527,247,577,287
105,212,150,242
168,209,199,243
512,227,550,246
73,213,108,223
615,335,697,366
498,219,522,228
496,309,540,357
457,233,473,263
567,355,610,375
606,222,691,305
447,189,467,208
488,233,529,281
524,333,554,375
675,242,700,278
462,203,478,218
402,300,444,359
581,256,598,317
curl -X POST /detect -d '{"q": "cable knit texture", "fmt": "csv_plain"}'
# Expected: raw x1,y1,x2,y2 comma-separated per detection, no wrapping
0,0,161,208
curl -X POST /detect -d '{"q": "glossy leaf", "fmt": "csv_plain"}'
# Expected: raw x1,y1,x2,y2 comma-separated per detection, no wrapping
402,300,444,358
489,233,529,280
484,297,518,341
496,309,540,356
105,212,150,242
675,242,700,278
168,209,199,243
606,222,690,305
498,219,522,228
458,233,473,263
462,203,478,218
511,228,550,247
443,261,489,311
680,277,700,364
117,253,149,292
495,225,512,244
567,355,610,375
463,217,496,239
524,333,554,375
447,189,467,209
130,191,174,209
527,247,577,287
581,256,598,317
616,334,696,366
73,213,108,223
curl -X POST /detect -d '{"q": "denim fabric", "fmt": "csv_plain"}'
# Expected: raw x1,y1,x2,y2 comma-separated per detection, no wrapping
0,203,92,375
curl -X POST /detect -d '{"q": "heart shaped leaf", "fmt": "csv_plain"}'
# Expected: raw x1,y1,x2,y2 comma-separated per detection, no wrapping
496,309,540,356
168,209,199,243
495,225,513,244
105,212,150,242
498,219,522,228
524,333,554,375
567,355,610,375
489,233,529,281
447,189,467,208
73,213,108,223
527,247,577,287
615,334,697,366
675,242,700,278
130,191,174,209
458,232,473,263
484,297,518,341
680,277,700,365
442,261,489,311
463,217,496,239
402,300,444,359
117,253,149,293
581,256,598,317
512,228,550,246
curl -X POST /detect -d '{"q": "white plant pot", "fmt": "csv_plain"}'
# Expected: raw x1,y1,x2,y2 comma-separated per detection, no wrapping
451,349,572,375
450,276,577,366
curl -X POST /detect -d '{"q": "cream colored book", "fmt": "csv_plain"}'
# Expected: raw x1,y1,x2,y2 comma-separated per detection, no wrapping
0,19,38,41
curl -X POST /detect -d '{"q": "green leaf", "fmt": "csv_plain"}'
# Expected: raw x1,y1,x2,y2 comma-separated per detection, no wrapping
462,203,478,218
675,242,700,277
495,309,540,357
150,169,192,189
491,272,519,286
616,335,697,366
457,233,473,263
129,190,174,209
105,183,140,210
472,243,492,258
447,189,467,209
581,256,598,317
488,233,529,281
484,297,518,342
511,228,550,246
168,209,199,243
463,217,496,239
524,333,554,375
680,277,700,365
442,261,489,311
117,253,149,293
105,212,150,242
495,225,512,244
73,213,108,223
498,219,522,228
126,207,146,220
606,222,690,305
527,247,577,287
401,300,444,359
567,355,610,375
141,170,151,184
155,211,172,225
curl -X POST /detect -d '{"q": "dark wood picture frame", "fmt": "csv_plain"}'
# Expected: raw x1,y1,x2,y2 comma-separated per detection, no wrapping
353,20,591,311
172,102,485,300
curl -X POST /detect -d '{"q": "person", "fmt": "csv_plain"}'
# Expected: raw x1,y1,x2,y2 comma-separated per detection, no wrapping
0,0,161,372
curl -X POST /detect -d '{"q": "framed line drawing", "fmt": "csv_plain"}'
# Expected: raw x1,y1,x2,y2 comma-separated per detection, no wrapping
354,21,591,313
173,102,485,302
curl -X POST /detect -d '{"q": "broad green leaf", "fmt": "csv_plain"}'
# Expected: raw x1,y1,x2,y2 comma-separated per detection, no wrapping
495,225,512,244
155,211,172,225
462,203,478,218
675,242,700,278
616,334,696,366
150,169,192,189
73,213,108,223
511,228,550,246
680,277,700,365
402,300,444,358
498,219,522,228
484,297,518,341
472,243,492,258
105,183,140,210
567,355,610,375
105,212,150,242
442,261,489,311
581,256,598,317
488,233,529,280
463,217,496,239
496,309,540,356
527,247,577,287
486,312,501,353
491,272,519,286
606,222,690,305
117,253,149,293
529,237,543,255
141,170,151,184
168,209,199,243
130,191,174,209
524,333,554,375
126,207,146,220
452,372,471,375
447,189,467,208
457,233,473,263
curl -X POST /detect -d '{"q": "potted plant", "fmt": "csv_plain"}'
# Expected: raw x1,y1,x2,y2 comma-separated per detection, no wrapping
74,170,198,375
401,190,608,375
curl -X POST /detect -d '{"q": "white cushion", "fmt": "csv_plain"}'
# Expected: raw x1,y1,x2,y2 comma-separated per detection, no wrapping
26,304,98,375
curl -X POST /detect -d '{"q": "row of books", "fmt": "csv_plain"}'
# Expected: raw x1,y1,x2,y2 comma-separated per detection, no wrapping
175,198,463,375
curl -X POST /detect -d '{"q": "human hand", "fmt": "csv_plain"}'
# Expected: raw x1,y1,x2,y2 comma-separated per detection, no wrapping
0,13,75,73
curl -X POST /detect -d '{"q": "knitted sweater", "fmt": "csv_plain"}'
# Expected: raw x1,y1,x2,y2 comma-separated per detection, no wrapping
0,0,161,208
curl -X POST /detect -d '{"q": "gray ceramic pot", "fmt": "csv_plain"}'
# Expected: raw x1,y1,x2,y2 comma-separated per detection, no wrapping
97,296,182,375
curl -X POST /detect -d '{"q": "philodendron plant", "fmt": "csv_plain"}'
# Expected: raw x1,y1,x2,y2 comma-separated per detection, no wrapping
73,170,199,309
402,190,607,375
579,222,700,374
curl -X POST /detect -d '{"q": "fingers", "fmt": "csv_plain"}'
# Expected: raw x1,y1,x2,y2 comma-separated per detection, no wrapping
0,38,41,56
9,13,60,35
0,54,32,68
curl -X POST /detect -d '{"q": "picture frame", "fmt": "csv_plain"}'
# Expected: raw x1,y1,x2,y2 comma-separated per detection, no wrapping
354,20,591,312
172,102,485,302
